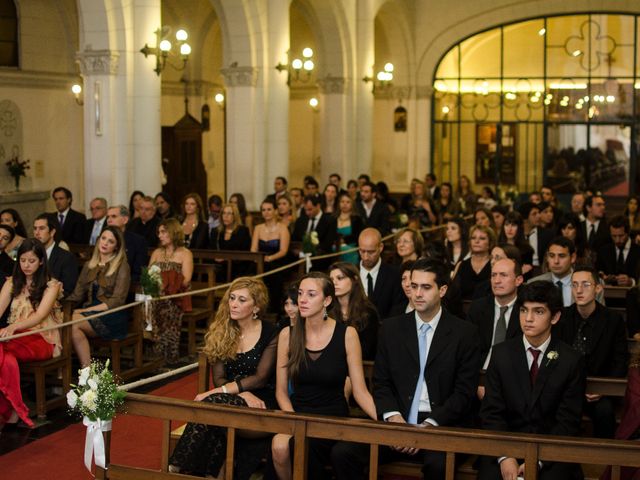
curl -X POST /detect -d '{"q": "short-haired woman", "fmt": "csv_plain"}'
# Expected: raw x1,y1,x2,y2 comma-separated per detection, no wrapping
148,218,194,363
68,227,131,367
453,224,496,300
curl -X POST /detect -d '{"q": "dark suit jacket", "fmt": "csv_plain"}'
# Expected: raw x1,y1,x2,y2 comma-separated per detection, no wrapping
529,226,553,265
210,225,252,251
48,244,79,297
84,217,108,244
596,242,640,278
466,295,522,366
355,200,390,235
374,310,481,426
366,262,405,320
480,336,585,437
581,219,611,252
124,230,148,284
128,216,159,248
556,303,628,377
186,221,209,250
58,208,87,245
292,212,337,254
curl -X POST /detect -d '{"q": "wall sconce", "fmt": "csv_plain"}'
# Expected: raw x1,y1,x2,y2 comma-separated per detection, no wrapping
214,93,225,110
140,27,191,75
309,97,319,111
71,83,83,105
275,47,315,85
363,63,394,92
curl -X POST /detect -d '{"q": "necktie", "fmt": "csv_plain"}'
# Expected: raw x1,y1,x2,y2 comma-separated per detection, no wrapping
493,306,509,345
307,217,316,233
367,273,374,297
89,221,101,245
588,224,596,248
616,247,625,274
59,213,65,228
528,347,541,385
555,280,564,304
408,323,431,424
572,320,588,356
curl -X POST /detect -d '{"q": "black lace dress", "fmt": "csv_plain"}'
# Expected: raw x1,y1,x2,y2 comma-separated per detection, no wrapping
169,321,278,478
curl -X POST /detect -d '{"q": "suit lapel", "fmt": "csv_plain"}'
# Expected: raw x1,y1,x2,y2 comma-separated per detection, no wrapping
480,299,496,348
401,313,420,366
506,303,521,339
511,338,532,398
587,306,606,356
426,312,452,367
530,337,560,406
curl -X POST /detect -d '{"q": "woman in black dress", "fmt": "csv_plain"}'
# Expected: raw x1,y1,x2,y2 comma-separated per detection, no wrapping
169,277,278,478
271,272,377,480
328,262,379,360
498,211,534,277
454,224,496,300
210,203,252,279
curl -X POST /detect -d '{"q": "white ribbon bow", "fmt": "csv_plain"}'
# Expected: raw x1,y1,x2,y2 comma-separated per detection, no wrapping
83,416,112,472
135,293,153,331
304,253,312,272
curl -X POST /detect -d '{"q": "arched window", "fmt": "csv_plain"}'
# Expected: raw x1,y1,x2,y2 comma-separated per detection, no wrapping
432,13,640,196
0,0,18,67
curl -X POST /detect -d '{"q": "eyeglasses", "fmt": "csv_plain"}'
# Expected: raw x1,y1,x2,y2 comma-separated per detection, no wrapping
571,281,594,289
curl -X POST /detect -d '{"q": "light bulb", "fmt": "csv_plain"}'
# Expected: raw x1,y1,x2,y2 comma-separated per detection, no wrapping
215,93,224,104
309,97,319,108
71,84,82,95
384,63,394,73
291,58,303,70
176,29,188,41
303,60,314,71
441,106,450,114
538,28,546,36
302,48,313,58
159,40,171,52
180,43,191,56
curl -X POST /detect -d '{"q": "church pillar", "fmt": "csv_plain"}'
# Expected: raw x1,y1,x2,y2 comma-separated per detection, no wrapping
414,85,433,178
318,76,348,183
76,49,124,205
132,0,162,197
355,0,376,178
221,64,261,209
265,0,290,191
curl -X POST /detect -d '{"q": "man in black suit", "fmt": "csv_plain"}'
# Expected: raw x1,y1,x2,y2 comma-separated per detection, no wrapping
355,181,390,235
596,215,639,287
33,213,78,297
519,201,553,273
467,257,524,398
106,205,148,283
84,197,108,245
478,281,585,480
357,227,404,319
581,194,610,254
556,265,628,438
128,196,160,248
424,172,440,200
292,194,337,255
331,258,480,480
52,186,86,245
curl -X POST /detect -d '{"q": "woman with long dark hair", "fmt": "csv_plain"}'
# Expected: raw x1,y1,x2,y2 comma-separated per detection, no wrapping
557,214,591,265
498,211,534,276
271,272,376,480
128,190,145,220
0,209,27,259
323,183,339,215
336,193,364,265
169,277,278,479
180,193,209,249
328,262,379,360
68,226,131,367
230,193,254,233
0,239,62,428
445,218,469,267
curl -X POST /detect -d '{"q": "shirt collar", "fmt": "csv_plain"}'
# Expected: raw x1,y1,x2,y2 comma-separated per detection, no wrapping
414,306,442,332
522,333,552,356
494,296,517,310
45,243,55,259
551,270,572,284
361,257,382,275
59,207,70,217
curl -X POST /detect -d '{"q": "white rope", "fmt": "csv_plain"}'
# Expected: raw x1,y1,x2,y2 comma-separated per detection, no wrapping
118,362,198,392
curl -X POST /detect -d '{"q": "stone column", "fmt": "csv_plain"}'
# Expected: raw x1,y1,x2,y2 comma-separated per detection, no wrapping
221,64,260,208
132,0,162,197
76,48,122,205
355,0,376,178
414,85,433,179
265,0,290,191
318,75,348,182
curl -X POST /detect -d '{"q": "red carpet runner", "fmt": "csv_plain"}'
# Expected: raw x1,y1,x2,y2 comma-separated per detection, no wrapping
0,372,198,479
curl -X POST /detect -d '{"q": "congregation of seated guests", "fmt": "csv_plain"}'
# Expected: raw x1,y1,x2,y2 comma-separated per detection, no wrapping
2,178,640,480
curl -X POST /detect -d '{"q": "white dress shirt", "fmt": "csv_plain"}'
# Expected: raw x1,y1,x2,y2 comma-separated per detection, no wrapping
360,258,382,295
483,297,517,369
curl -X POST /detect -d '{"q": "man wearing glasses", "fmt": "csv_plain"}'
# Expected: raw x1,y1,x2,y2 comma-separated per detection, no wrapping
555,265,629,438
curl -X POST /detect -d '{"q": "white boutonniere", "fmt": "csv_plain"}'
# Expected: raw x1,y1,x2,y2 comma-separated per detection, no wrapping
545,350,559,366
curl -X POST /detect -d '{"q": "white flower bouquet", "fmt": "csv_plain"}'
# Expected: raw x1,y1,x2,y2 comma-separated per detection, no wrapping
302,231,319,255
67,359,126,422
140,264,163,297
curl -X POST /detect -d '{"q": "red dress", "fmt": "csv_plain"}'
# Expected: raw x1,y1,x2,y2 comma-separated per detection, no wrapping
0,279,62,426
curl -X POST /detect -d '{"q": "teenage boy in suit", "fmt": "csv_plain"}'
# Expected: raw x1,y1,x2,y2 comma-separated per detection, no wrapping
478,280,585,480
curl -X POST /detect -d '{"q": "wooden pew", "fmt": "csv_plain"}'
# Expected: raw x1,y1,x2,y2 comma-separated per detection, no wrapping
20,302,73,419
100,392,640,480
190,249,266,284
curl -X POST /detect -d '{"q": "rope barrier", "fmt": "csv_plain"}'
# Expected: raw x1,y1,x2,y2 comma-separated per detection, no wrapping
118,362,198,392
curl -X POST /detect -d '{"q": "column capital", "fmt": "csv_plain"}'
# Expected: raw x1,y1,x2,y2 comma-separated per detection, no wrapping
76,47,120,75
318,75,346,94
221,63,257,87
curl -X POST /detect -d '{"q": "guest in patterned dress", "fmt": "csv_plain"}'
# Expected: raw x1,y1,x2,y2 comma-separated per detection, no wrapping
148,218,193,363
169,277,278,478
68,226,130,367
0,238,62,428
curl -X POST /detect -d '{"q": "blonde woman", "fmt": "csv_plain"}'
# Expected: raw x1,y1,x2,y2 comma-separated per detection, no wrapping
211,203,251,251
68,226,130,367
277,194,296,232
169,277,278,479
148,218,194,363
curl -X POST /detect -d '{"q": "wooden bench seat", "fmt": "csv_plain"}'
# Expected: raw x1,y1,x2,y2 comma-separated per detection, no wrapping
181,263,216,355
